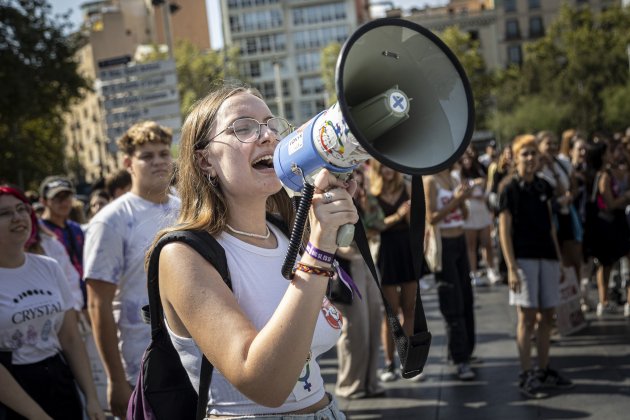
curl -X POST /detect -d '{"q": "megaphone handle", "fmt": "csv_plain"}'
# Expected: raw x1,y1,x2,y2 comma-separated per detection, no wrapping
337,224,355,247
281,182,315,279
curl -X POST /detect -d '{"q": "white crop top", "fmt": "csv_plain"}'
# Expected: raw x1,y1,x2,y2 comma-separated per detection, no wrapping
435,179,465,229
166,223,342,416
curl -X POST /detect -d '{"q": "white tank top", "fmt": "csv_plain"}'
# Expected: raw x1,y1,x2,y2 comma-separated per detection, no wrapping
435,179,465,229
166,223,342,416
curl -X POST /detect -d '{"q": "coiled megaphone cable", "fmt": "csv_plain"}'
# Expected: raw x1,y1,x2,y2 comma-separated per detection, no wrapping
281,182,315,279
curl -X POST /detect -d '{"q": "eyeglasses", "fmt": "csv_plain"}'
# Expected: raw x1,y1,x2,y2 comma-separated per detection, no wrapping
208,117,293,144
0,203,31,219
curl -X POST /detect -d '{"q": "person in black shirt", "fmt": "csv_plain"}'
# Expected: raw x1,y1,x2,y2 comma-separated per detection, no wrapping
498,134,574,399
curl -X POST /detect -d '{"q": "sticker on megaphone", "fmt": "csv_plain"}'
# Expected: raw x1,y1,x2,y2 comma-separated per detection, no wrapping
273,87,409,192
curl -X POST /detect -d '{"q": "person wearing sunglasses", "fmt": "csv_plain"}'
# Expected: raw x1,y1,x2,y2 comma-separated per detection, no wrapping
150,84,357,418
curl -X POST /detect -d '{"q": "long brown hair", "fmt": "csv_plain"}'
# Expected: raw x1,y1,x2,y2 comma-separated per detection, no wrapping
368,159,404,197
147,84,294,268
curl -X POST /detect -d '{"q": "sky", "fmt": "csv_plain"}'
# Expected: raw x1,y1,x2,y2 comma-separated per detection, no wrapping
52,0,448,50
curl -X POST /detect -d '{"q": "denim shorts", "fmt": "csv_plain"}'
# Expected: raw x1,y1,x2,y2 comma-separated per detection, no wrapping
204,394,345,420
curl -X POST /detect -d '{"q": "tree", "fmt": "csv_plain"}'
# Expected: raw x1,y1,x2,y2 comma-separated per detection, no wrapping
601,82,630,133
175,40,240,116
439,26,493,130
321,42,341,106
0,0,88,188
489,95,571,143
492,4,630,137
139,40,241,117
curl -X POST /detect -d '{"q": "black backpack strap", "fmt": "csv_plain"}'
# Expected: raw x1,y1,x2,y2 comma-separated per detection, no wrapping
197,357,213,420
146,230,230,420
353,175,431,379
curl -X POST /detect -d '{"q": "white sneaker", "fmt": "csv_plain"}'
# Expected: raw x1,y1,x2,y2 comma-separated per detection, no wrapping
470,272,488,287
596,302,617,317
419,274,435,290
406,372,426,382
624,303,630,317
487,268,501,285
457,362,475,380
378,363,398,382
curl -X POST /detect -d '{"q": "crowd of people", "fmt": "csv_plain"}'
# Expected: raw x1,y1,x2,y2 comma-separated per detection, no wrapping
1,83,630,418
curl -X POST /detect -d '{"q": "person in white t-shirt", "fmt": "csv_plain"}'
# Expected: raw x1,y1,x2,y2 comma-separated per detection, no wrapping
0,186,104,420
151,85,357,418
84,121,180,417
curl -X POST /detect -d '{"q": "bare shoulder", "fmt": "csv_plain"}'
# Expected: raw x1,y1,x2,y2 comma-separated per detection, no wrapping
159,241,226,291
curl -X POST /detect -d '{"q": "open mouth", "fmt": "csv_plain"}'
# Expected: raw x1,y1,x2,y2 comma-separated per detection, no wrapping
252,155,274,170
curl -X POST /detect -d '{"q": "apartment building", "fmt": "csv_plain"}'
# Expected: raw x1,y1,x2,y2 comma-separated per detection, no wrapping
63,0,210,184
496,0,618,67
222,0,368,125
405,0,500,69
405,0,620,70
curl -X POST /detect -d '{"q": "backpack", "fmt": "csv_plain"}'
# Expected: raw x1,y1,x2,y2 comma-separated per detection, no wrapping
127,215,290,420
126,230,230,420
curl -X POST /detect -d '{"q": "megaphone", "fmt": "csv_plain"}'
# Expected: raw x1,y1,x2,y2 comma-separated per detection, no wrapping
274,17,474,274
274,17,474,191
273,18,474,379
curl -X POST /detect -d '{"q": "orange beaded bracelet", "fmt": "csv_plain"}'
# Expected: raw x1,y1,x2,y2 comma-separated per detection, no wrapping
292,262,335,279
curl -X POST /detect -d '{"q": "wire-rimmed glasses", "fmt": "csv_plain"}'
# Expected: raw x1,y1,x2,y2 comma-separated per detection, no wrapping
208,117,293,144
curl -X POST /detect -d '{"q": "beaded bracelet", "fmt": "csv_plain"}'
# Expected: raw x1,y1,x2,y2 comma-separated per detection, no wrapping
292,262,335,279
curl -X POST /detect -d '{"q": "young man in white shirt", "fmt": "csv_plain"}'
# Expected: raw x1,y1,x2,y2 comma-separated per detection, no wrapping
84,121,180,417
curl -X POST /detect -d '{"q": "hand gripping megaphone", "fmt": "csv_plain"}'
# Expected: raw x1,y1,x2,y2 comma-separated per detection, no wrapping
273,17,474,250
273,17,474,378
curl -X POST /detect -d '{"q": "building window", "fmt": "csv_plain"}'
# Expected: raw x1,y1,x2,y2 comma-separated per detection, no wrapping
504,0,516,12
229,16,241,32
293,2,346,26
529,16,544,38
300,76,325,95
528,0,540,10
296,52,321,73
505,19,520,40
246,38,257,54
284,103,294,121
259,36,271,53
507,45,522,65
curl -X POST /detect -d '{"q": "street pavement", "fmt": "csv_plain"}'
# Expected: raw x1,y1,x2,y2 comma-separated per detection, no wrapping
321,282,630,419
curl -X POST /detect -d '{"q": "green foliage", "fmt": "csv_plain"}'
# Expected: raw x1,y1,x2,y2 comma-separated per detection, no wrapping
0,0,88,188
321,42,341,106
439,26,493,130
601,82,630,133
137,40,241,117
174,40,240,116
493,4,630,137
489,95,571,143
